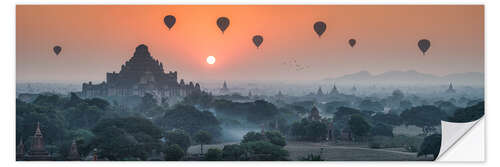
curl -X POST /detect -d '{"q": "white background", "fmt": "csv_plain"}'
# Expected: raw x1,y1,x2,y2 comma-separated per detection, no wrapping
1,0,495,167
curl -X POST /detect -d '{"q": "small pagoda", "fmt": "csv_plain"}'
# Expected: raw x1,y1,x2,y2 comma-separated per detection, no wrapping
26,122,52,161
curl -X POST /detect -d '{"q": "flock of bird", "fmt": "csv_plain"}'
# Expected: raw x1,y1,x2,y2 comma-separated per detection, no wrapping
51,14,433,72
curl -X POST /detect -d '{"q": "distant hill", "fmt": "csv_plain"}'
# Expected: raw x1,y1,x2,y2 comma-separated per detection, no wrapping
324,70,484,86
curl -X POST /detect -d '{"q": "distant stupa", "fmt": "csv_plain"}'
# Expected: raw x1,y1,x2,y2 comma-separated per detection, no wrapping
446,82,456,93
220,81,229,93
277,90,284,97
16,138,25,161
329,83,339,95
351,85,357,92
308,106,321,121
317,87,324,96
67,140,80,161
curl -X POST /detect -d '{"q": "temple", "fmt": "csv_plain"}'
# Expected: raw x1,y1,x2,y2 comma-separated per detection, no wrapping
329,83,339,95
316,86,324,96
67,140,81,160
82,44,200,98
445,82,456,93
16,138,24,161
220,81,229,94
351,85,357,92
26,122,52,161
308,106,321,121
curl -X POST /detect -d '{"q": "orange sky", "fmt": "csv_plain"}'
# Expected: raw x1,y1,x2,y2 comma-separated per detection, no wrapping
16,5,484,83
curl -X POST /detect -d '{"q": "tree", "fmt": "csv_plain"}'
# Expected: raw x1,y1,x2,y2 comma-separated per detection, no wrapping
156,105,221,137
349,114,371,141
334,107,363,119
222,144,244,160
164,130,191,152
194,130,212,154
399,100,413,111
32,94,64,108
65,102,103,129
372,113,402,126
16,99,67,145
400,105,448,135
370,123,393,137
359,99,384,112
212,100,279,124
64,92,83,108
435,100,459,116
241,131,286,147
247,100,280,124
89,117,163,160
418,134,441,160
324,101,349,114
88,126,140,160
449,101,484,122
136,93,161,117
182,91,214,108
84,98,110,110
204,148,223,161
290,119,327,141
164,144,185,161
263,131,286,147
241,131,266,144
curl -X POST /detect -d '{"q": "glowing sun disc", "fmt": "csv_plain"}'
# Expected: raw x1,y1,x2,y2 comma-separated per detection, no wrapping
206,56,216,65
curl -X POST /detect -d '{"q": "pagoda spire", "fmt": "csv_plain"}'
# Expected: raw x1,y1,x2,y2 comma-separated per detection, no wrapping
67,140,81,160
330,82,339,95
16,138,25,160
317,86,324,96
351,85,357,92
446,82,456,93
32,122,44,151
28,121,51,160
220,81,229,93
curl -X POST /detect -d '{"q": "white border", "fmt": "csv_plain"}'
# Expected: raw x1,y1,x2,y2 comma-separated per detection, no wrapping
3,0,495,167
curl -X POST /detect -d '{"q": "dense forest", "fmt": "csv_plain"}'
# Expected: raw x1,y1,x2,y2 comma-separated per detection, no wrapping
16,89,484,160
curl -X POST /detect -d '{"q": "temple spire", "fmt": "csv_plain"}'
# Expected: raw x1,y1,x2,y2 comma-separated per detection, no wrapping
27,122,51,160
220,81,229,94
67,140,80,160
446,82,456,93
330,83,339,95
35,121,42,135
17,138,25,160
317,86,324,96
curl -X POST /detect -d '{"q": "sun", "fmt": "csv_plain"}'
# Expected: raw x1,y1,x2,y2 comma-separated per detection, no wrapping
206,56,216,65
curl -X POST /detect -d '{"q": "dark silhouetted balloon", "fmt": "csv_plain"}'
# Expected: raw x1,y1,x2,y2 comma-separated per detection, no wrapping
53,46,62,56
253,35,263,48
314,21,326,37
164,15,176,30
349,39,356,48
418,39,431,55
217,17,230,33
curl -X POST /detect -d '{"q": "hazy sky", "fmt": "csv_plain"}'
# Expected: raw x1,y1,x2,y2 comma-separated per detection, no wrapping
16,5,484,83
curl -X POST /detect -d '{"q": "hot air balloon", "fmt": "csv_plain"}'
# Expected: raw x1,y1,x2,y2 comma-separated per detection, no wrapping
53,46,62,56
217,17,230,34
418,39,431,55
314,21,326,37
253,35,263,48
349,39,356,48
164,15,176,30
